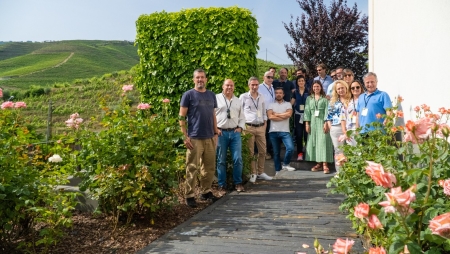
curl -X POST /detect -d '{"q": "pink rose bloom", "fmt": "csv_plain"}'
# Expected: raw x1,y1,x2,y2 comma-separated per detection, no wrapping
0,88,3,98
439,107,447,114
354,203,370,219
429,212,450,239
70,113,80,119
414,106,420,112
122,84,134,92
390,185,416,207
1,101,14,109
369,246,387,254
442,179,450,196
65,117,83,129
332,238,354,254
414,117,433,139
137,103,151,110
421,104,430,111
335,153,347,166
365,161,397,188
368,214,383,229
14,101,27,108
162,98,170,103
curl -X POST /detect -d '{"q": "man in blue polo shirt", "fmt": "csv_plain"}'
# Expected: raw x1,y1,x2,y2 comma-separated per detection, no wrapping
356,72,392,134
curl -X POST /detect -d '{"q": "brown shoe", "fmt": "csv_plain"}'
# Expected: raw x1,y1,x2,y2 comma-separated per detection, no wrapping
218,186,227,196
235,184,245,192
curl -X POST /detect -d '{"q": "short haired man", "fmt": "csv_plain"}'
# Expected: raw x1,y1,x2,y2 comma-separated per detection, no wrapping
326,66,344,96
330,69,337,81
267,87,295,175
314,63,333,95
269,67,276,76
239,77,273,183
258,71,276,160
356,72,392,134
179,69,220,208
273,67,295,102
215,79,246,193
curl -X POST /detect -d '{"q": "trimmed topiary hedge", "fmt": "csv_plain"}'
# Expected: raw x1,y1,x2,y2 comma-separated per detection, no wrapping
135,6,259,112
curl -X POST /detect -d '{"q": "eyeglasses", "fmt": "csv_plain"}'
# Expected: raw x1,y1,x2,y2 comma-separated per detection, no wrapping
265,76,274,79
351,86,361,90
345,74,353,77
331,75,336,79
226,109,231,119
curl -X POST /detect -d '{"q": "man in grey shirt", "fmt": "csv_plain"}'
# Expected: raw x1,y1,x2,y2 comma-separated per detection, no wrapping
267,87,295,175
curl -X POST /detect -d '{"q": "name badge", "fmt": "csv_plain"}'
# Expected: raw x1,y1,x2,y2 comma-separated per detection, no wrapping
230,110,236,119
299,105,305,111
314,110,320,117
351,115,357,123
361,108,368,116
299,113,304,124
257,110,262,118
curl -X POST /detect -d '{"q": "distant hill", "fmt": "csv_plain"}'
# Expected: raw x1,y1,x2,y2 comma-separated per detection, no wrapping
0,40,139,90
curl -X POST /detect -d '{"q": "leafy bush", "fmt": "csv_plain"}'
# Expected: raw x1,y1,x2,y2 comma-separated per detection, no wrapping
328,100,450,253
135,6,259,113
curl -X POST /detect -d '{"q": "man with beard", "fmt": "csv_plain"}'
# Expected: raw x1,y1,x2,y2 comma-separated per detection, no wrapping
273,67,295,102
179,68,220,208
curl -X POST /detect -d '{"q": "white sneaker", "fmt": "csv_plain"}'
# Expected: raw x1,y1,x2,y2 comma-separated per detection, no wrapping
282,164,296,171
249,174,257,183
257,173,273,180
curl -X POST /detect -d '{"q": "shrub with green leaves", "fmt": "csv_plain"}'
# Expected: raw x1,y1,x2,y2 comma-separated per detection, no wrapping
135,6,259,113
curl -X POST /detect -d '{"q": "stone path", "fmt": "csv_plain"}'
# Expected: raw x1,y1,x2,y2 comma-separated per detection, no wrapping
138,156,364,254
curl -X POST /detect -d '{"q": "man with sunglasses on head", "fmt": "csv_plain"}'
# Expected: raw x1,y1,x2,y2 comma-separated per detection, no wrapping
314,63,333,96
215,79,246,194
258,71,276,160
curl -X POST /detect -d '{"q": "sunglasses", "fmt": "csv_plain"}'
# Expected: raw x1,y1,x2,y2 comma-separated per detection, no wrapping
351,86,361,90
226,109,231,119
316,69,323,72
331,75,336,79
265,76,274,79
345,74,353,77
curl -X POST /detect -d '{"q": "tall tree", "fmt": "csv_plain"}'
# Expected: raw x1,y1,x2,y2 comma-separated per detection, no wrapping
284,0,368,80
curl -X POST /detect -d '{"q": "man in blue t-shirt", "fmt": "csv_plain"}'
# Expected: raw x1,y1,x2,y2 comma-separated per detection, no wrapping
356,72,392,134
179,68,220,208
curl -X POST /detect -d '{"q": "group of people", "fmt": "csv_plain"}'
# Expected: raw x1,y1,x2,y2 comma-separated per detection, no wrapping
179,66,392,208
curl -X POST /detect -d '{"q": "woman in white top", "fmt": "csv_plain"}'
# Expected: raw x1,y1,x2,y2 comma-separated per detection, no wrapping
341,80,363,146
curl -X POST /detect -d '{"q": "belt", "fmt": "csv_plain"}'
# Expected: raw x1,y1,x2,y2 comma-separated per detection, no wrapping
246,123,264,127
219,127,238,132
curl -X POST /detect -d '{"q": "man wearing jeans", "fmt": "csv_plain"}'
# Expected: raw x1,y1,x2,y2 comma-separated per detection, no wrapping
267,88,295,175
239,77,273,183
215,79,246,193
179,68,220,208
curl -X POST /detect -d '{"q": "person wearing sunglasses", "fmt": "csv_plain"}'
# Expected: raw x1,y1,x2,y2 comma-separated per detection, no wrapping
215,79,247,194
258,71,276,160
341,80,363,146
343,69,355,85
326,66,345,97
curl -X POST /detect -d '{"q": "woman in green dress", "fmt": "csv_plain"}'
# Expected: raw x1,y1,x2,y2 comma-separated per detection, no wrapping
304,80,334,173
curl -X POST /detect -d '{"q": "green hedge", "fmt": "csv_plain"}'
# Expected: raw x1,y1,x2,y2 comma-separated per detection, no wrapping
135,7,259,112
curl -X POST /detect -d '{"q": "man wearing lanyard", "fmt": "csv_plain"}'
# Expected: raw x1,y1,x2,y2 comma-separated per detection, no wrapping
356,72,392,134
314,63,333,96
258,71,276,160
240,77,273,183
215,79,246,193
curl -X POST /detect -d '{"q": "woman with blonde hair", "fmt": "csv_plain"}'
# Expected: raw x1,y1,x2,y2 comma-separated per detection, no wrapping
341,80,363,146
326,80,350,173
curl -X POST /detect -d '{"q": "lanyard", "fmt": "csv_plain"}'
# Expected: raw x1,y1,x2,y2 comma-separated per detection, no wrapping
250,94,259,110
264,84,273,99
314,97,320,110
222,94,232,111
363,90,376,108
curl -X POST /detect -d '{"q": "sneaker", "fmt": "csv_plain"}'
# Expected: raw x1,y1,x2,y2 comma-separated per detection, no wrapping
185,197,197,208
235,184,245,192
265,154,272,160
257,173,273,180
249,174,257,183
282,164,296,171
275,171,280,176
200,192,219,203
297,153,303,161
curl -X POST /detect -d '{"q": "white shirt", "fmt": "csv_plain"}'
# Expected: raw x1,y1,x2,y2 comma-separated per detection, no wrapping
239,91,267,124
258,83,275,112
215,93,246,130
267,100,292,133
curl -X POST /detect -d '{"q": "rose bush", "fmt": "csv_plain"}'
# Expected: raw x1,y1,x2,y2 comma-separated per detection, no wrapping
328,101,450,253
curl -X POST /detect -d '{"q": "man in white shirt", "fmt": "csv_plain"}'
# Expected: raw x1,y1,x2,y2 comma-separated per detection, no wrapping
258,71,276,160
267,87,296,175
216,79,246,193
239,77,273,183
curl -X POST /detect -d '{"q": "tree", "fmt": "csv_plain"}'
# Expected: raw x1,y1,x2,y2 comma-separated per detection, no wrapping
284,0,368,80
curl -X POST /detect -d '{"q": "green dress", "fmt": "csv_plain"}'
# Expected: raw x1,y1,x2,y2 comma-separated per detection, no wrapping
304,95,334,163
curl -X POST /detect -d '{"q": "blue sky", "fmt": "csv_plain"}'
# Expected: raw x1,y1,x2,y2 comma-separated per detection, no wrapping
0,0,367,64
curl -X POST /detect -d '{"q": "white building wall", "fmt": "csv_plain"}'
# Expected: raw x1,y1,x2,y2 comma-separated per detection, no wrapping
369,0,450,120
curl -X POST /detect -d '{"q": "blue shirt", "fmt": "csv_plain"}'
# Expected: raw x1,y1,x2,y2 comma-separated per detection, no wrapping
313,75,333,94
273,79,295,102
356,89,392,134
327,100,345,126
180,89,217,138
292,88,309,114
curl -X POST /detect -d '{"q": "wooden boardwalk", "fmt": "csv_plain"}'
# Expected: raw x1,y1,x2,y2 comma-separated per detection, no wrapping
138,158,364,254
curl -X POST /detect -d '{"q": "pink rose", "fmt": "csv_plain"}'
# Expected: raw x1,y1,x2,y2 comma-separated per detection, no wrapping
0,88,3,98
368,214,383,229
429,212,450,239
335,153,347,166
439,107,447,114
70,113,80,119
414,106,420,112
137,103,151,110
332,238,354,254
391,185,416,207
65,115,83,129
421,104,430,111
14,101,27,108
369,246,387,254
162,98,170,103
441,179,450,196
122,84,134,92
365,161,396,188
1,101,14,109
354,203,369,219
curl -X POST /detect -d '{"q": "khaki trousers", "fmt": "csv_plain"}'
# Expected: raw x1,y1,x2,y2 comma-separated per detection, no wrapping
185,138,216,198
244,125,266,175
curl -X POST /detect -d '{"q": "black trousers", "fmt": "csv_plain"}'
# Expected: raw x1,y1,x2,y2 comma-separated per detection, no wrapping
294,114,308,155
